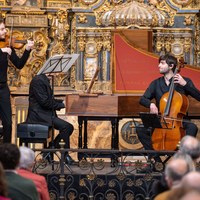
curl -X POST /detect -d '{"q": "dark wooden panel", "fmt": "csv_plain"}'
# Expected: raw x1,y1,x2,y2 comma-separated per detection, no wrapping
66,94,148,117
187,97,200,118
66,94,118,116
66,94,200,118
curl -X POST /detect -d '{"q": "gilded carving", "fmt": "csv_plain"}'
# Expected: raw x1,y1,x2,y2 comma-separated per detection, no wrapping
171,40,184,56
96,39,103,52
0,11,6,18
94,1,112,26
33,29,50,57
69,16,77,89
81,0,98,6
77,14,88,24
171,0,192,7
7,29,49,88
154,30,164,52
0,0,5,6
11,0,42,6
77,32,86,52
154,28,192,59
46,0,71,8
6,14,47,27
194,14,200,66
153,1,176,26
184,37,192,52
100,1,168,28
49,10,70,56
103,32,111,51
184,15,194,26
85,41,97,55
70,15,77,53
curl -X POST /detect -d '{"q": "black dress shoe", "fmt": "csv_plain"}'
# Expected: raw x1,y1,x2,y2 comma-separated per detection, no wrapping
65,155,75,165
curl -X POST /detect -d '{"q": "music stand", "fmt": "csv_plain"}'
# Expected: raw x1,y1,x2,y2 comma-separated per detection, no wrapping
139,112,162,129
37,54,79,75
37,54,79,167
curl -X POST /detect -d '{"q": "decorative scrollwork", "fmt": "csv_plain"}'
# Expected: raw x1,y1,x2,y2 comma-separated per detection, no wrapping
77,14,88,24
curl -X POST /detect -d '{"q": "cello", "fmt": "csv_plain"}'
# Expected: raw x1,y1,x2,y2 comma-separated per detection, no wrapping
151,58,189,150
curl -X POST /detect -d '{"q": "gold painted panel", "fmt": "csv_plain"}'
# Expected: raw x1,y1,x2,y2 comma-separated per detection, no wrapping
6,14,48,27
47,0,71,8
11,0,43,7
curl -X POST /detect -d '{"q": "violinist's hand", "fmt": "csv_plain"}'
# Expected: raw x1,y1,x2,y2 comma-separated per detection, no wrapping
25,40,34,51
150,103,159,114
1,47,12,55
174,73,187,86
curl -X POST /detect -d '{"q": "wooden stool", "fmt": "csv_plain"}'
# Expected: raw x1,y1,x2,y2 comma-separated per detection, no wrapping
17,123,51,147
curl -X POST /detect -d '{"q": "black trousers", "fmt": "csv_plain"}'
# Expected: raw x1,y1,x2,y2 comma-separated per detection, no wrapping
0,84,12,143
136,121,198,161
52,117,74,149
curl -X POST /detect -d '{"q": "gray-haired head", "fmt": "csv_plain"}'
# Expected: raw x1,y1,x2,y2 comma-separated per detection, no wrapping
173,151,196,171
164,157,190,188
19,146,35,169
179,135,200,160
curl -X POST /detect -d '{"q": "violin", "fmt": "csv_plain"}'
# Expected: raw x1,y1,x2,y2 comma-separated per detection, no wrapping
0,33,27,49
151,57,189,150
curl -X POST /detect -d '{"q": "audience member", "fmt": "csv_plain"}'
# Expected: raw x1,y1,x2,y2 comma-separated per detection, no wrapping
180,190,200,200
180,171,200,192
0,162,10,200
154,157,191,200
179,135,200,161
173,151,195,171
0,143,39,200
152,140,197,197
17,146,50,200
168,171,200,200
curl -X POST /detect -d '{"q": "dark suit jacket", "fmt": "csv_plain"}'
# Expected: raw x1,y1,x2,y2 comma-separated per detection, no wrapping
26,74,65,126
5,171,39,200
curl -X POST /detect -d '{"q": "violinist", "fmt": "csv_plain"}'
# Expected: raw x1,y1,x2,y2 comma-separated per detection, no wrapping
137,54,200,163
0,18,34,143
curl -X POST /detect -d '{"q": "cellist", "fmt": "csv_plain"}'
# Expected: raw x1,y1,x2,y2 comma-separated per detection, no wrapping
136,54,200,164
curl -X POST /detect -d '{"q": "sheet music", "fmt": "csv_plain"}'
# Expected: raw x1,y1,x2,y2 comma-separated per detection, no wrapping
37,54,79,75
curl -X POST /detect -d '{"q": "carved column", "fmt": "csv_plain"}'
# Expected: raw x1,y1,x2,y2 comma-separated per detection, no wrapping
103,31,111,81
77,31,86,81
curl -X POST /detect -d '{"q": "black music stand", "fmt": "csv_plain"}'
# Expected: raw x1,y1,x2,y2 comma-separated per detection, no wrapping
37,54,79,167
139,112,162,129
